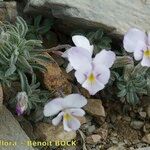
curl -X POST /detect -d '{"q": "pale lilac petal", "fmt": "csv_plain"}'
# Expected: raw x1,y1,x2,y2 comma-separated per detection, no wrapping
94,65,110,85
52,112,64,126
63,119,72,131
123,28,146,53
141,56,150,67
43,98,63,117
63,114,81,131
68,47,92,74
16,104,25,116
68,108,85,116
75,71,86,84
133,49,143,61
93,49,116,68
62,94,87,108
72,35,93,54
82,79,104,95
66,63,73,73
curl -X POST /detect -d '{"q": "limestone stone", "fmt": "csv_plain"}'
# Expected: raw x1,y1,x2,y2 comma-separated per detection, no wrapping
0,106,34,150
34,122,76,142
25,0,150,36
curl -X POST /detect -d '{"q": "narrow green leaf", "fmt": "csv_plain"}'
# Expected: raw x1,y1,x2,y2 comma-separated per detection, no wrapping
132,63,148,76
5,65,16,77
31,63,47,72
117,88,127,97
17,70,31,95
33,54,53,63
34,15,42,28
18,56,33,73
25,40,42,47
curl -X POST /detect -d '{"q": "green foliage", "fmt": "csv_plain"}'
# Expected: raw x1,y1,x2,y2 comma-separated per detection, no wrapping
86,29,112,54
110,50,150,106
26,75,51,112
117,63,148,105
0,16,52,89
26,15,54,41
0,69,17,87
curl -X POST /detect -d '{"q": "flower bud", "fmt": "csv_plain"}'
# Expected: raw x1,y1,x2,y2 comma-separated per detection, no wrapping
16,92,28,116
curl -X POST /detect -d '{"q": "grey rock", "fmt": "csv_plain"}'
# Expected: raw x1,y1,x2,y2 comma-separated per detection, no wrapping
25,0,150,36
0,106,35,150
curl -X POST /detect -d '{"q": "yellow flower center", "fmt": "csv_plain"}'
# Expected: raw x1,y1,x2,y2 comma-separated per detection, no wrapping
64,113,72,121
144,50,150,57
88,73,96,82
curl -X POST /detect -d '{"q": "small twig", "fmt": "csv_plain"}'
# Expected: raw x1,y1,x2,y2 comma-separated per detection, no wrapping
44,44,71,53
78,129,88,150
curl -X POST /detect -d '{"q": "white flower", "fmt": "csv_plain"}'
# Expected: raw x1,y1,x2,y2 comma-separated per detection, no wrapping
43,94,87,132
68,49,116,95
62,35,94,73
123,28,150,67
16,91,28,116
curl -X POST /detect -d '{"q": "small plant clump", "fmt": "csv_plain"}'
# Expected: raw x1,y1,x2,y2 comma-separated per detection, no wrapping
0,17,52,114
26,15,57,47
0,17,51,89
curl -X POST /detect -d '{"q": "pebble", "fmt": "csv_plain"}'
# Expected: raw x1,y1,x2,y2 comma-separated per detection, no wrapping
130,120,144,130
88,125,96,133
123,116,131,122
86,134,101,144
139,111,147,118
